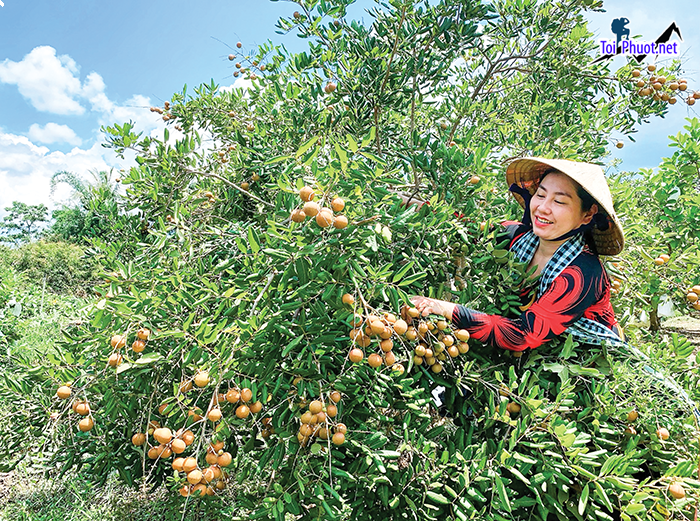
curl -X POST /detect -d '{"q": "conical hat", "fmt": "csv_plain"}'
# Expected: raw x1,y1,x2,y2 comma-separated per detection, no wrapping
506,157,624,256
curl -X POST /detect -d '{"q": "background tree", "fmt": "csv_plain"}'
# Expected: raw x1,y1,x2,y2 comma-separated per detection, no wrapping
47,169,123,244
0,201,49,245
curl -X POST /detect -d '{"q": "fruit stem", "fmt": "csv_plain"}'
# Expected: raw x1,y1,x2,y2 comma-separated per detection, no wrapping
193,170,275,208
250,272,277,315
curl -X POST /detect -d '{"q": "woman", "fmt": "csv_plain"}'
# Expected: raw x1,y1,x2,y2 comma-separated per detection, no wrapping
410,157,627,352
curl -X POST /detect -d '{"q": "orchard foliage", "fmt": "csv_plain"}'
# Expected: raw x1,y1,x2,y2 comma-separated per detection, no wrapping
609,118,700,332
4,0,700,520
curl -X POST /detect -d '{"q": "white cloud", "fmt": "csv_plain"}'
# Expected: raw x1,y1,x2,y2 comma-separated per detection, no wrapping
28,123,82,146
221,76,253,94
0,46,87,115
0,130,117,212
0,45,220,216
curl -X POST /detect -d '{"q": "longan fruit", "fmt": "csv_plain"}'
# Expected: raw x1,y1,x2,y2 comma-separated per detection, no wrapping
392,319,408,335
236,405,250,419
56,386,71,400
194,371,210,387
291,209,307,223
316,209,334,227
669,483,686,499
331,197,345,212
349,348,364,363
110,334,126,349
187,469,204,485
226,388,241,403
78,417,94,432
108,353,122,367
303,201,320,217
207,408,222,422
333,215,349,229
153,427,173,445
384,351,396,366
368,353,383,368
182,457,198,473
218,452,232,467
240,388,253,403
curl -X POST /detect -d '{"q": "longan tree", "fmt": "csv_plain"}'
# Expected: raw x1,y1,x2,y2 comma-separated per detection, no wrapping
5,1,700,520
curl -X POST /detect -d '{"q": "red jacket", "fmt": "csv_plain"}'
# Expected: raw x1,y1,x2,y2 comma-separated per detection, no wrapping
451,222,619,351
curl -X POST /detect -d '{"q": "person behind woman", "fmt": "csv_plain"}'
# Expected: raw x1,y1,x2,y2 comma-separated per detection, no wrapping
410,157,626,352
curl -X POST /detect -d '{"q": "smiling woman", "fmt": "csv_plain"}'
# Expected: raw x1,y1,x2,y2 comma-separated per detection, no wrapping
411,157,626,352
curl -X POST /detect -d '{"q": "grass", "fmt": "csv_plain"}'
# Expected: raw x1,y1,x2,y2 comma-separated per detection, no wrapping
0,470,243,521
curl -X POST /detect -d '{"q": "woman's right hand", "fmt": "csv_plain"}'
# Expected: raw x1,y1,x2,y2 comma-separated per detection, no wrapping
410,296,456,319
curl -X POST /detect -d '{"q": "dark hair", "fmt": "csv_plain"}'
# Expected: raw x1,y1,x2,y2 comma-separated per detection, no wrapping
539,168,601,254
540,168,597,212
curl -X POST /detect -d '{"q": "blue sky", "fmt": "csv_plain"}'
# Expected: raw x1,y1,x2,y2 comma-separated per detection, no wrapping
0,0,697,215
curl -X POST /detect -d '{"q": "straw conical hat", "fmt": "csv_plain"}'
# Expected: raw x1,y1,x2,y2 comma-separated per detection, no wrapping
506,157,624,256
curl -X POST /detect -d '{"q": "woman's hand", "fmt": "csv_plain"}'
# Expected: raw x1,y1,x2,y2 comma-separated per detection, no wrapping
410,296,456,319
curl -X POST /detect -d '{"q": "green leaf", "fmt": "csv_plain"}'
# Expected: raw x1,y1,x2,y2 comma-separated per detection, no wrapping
295,136,320,158
578,483,589,516
398,272,427,287
494,475,512,512
264,155,291,165
248,228,260,255
134,352,164,366
426,491,450,505
593,481,614,513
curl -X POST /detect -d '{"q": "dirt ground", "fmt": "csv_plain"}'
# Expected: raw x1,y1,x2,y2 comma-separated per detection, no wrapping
662,315,700,345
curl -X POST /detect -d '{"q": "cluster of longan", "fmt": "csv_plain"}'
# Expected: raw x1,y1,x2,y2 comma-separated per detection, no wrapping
631,65,698,106
150,101,174,120
176,439,233,497
55,384,94,432
343,297,471,375
131,423,195,461
685,284,700,312
128,372,265,498
107,328,151,369
398,306,471,374
343,294,406,373
294,391,346,447
653,253,671,266
177,371,264,422
290,186,348,229
133,423,231,497
228,41,268,79
214,143,237,165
